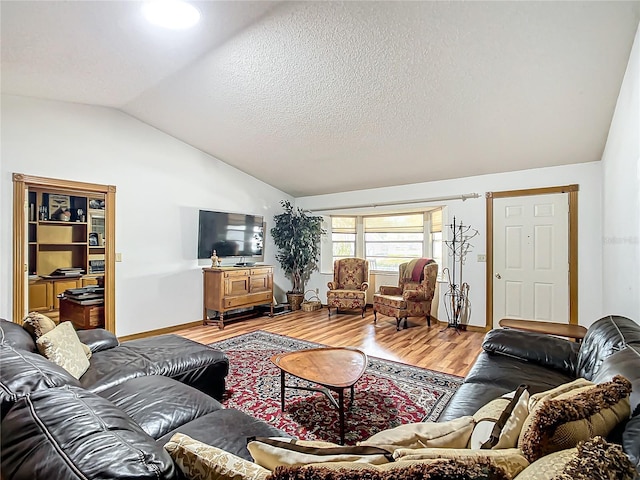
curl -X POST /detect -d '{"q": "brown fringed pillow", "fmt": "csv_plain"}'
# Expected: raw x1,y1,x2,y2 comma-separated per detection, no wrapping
268,459,510,480
550,436,636,480
520,375,631,462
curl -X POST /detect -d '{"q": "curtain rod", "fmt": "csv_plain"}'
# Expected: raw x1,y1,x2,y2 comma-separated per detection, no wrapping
308,193,481,213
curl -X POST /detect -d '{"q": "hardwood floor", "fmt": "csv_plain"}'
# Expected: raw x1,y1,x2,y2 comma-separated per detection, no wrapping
172,308,485,377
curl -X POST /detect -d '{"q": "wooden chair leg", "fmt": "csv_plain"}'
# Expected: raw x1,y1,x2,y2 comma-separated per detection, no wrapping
426,313,431,327
373,310,377,323
403,317,409,329
361,305,366,318
396,317,402,331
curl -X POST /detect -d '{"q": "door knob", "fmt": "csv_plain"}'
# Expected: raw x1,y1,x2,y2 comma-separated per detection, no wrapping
495,273,501,279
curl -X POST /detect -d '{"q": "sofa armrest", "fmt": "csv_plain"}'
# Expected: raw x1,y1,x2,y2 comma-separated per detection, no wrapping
482,328,579,376
76,329,119,353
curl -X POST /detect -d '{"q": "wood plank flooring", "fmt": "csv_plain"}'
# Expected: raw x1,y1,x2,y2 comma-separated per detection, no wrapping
172,308,485,377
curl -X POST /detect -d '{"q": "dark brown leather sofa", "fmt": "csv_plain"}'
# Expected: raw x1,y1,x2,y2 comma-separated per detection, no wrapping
0,318,286,480
439,315,640,472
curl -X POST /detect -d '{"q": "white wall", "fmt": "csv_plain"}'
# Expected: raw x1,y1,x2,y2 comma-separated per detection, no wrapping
297,161,603,328
602,22,640,322
0,95,291,337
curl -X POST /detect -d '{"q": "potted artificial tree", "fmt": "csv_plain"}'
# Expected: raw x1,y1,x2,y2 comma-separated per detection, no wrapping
271,200,325,310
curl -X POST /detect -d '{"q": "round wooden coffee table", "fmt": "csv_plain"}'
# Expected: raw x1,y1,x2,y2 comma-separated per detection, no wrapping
271,347,368,445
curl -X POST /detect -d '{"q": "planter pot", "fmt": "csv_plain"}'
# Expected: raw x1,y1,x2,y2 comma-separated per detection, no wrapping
286,293,305,311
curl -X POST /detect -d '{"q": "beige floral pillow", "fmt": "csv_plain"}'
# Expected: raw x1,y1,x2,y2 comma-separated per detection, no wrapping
164,433,270,480
36,321,90,379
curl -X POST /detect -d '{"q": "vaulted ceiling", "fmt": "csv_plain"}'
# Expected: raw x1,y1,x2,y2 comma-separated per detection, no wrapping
2,1,639,196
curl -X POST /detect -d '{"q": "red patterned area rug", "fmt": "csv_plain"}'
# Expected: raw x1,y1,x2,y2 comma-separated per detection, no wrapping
209,331,463,445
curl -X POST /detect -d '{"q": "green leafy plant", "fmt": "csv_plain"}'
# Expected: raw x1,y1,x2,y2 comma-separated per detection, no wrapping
271,200,325,294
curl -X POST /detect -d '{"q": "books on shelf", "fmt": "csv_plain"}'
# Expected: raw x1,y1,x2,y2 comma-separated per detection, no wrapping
63,285,104,306
49,267,85,277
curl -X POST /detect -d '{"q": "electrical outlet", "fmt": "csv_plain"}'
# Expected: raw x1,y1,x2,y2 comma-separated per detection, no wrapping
315,287,319,294
115,252,122,262
477,254,486,262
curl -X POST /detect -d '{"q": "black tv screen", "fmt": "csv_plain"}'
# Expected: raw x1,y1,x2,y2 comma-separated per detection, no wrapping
197,210,264,260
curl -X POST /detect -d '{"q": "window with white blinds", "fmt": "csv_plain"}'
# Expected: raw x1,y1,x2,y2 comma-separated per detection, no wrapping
330,209,444,272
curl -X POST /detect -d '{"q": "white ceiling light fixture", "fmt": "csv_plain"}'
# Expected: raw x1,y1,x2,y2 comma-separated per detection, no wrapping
142,0,201,30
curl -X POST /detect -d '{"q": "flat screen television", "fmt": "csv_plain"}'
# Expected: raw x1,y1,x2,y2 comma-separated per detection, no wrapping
197,210,264,262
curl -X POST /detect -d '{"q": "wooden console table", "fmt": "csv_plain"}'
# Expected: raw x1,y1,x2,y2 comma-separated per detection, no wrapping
202,266,273,329
499,318,587,342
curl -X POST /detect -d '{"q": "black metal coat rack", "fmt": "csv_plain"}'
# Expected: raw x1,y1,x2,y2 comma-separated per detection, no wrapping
442,216,478,333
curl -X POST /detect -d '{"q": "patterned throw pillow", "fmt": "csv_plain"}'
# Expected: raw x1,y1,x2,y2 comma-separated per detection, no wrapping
519,376,631,462
23,311,92,360
268,459,512,480
359,416,475,451
391,447,529,479
247,437,392,471
22,311,57,338
513,436,636,480
470,385,530,450
36,321,90,379
164,433,270,480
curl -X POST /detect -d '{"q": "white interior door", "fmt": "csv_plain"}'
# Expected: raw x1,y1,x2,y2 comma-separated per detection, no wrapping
493,193,569,323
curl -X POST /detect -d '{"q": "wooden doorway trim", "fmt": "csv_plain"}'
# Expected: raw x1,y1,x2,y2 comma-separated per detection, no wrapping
485,184,579,331
12,173,116,333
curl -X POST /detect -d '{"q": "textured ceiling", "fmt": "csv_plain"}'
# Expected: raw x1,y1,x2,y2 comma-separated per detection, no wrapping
2,1,639,197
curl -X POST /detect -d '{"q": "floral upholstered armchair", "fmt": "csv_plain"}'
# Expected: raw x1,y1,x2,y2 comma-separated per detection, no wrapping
373,258,438,330
326,258,369,317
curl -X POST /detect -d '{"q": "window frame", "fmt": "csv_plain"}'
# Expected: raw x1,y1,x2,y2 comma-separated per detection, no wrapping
329,209,444,274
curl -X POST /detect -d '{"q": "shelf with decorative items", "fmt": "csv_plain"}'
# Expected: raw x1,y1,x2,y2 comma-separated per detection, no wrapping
27,187,106,320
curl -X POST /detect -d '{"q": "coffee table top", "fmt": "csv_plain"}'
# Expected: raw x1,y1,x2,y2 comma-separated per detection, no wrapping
271,347,367,389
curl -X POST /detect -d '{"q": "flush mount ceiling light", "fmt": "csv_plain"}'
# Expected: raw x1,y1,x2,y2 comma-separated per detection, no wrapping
142,0,201,30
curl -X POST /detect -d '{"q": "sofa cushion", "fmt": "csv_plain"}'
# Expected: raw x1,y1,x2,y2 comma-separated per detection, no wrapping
99,375,223,439
76,328,120,353
439,352,575,421
80,334,229,399
0,318,37,352
470,385,529,450
0,343,80,419
156,408,291,462
621,414,640,473
36,321,90,379
0,385,177,480
513,436,636,480
591,345,640,416
482,329,579,376
247,437,392,471
519,375,631,462
165,433,271,480
576,315,640,380
359,416,475,451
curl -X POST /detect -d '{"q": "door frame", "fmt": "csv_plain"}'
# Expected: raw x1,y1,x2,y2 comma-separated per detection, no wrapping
485,184,579,330
12,173,117,333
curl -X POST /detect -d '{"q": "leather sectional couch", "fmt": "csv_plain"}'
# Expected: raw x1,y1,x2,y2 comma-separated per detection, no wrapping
439,314,640,472
2,315,639,478
0,318,287,479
